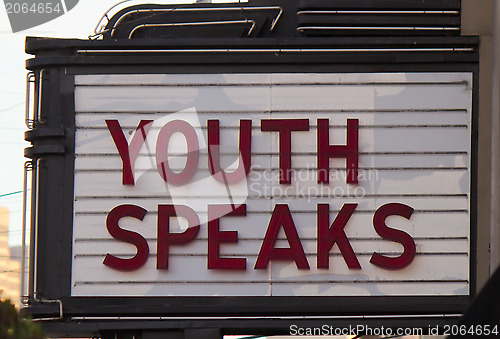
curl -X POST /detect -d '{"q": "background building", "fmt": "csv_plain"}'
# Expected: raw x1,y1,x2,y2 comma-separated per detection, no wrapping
0,207,21,308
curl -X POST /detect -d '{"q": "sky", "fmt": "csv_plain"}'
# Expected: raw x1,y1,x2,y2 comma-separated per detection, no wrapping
0,0,219,246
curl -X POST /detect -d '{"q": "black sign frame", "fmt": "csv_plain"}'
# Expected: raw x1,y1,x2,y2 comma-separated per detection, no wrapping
24,36,479,337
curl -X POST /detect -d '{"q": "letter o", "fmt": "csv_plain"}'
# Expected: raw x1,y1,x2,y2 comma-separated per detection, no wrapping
156,120,199,185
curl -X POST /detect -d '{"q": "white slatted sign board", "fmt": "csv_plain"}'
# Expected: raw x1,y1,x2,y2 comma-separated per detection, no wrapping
72,73,472,297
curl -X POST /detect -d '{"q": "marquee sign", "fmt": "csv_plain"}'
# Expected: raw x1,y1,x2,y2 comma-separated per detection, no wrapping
72,72,472,298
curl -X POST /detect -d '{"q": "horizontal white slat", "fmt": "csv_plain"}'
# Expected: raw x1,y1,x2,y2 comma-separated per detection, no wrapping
75,127,470,155
74,153,468,171
74,73,471,86
72,282,272,297
75,154,270,172
75,86,272,113
75,84,470,112
73,169,469,196
270,84,469,111
270,282,468,296
75,128,273,155
76,112,270,128
270,255,469,282
72,281,468,297
75,73,272,86
270,153,468,169
75,111,469,127
73,238,468,256
72,212,469,240
268,72,472,85
73,196,468,213
71,255,468,287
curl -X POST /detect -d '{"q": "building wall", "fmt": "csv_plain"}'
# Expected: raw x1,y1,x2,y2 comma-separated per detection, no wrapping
0,207,21,307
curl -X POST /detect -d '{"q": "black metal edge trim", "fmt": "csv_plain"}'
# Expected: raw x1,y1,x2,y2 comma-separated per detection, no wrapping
40,317,462,338
25,36,480,55
297,0,461,11
24,145,65,158
26,53,480,70
23,295,470,318
25,128,65,141
470,65,479,297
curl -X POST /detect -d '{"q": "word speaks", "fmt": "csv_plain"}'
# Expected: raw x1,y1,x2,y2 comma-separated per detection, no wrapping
103,203,416,271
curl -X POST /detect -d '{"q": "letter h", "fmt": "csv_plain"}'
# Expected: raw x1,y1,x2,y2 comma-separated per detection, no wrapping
317,119,359,184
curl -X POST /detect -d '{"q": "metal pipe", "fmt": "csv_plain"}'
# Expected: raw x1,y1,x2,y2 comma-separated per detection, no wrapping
110,6,282,37
28,158,40,307
128,19,256,39
20,161,32,305
25,72,35,129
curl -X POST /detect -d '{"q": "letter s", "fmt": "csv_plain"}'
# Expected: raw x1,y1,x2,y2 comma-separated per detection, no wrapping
370,203,416,269
103,204,149,270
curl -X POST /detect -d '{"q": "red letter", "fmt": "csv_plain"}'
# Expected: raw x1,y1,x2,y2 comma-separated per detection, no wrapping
317,119,359,184
208,120,252,184
370,203,416,269
208,204,246,270
103,204,149,270
157,205,200,269
106,120,153,185
156,120,199,185
261,119,309,184
317,203,361,269
255,204,309,269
